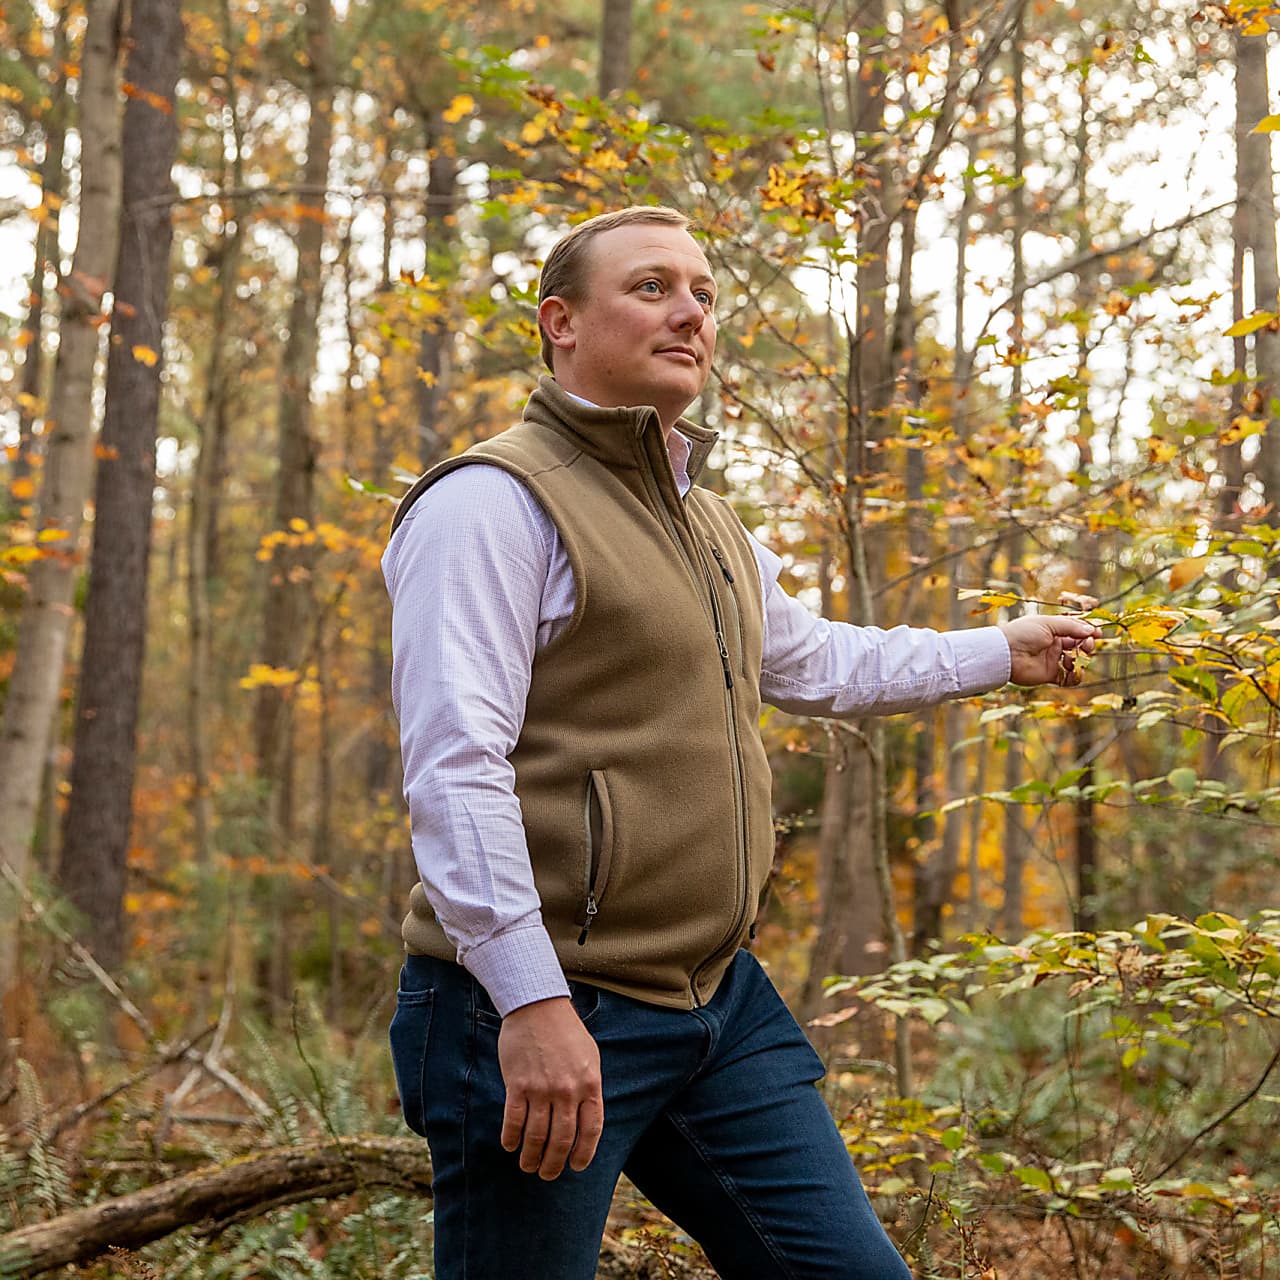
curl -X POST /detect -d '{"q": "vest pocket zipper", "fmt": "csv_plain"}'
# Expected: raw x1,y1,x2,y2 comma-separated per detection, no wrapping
710,543,748,681
578,769,615,945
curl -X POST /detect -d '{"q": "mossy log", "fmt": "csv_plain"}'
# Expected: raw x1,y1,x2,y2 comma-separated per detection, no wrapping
0,1136,432,1278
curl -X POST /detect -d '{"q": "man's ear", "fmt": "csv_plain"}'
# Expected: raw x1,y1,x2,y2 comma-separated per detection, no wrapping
537,296,577,355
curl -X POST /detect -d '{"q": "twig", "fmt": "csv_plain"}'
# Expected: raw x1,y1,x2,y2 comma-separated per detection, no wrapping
1151,1033,1280,1182
31,1025,217,1146
0,859,271,1120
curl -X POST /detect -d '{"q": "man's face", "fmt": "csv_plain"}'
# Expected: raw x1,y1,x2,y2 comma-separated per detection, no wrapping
540,223,718,428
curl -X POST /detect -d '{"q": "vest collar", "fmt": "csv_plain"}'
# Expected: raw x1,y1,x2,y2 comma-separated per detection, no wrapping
523,376,719,489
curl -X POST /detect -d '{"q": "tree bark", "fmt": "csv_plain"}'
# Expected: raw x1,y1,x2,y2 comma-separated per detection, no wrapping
11,2,71,490
599,0,633,96
0,0,124,1000
55,0,183,973
0,1137,433,1278
253,0,334,1014
1001,12,1031,940
187,0,247,868
254,0,334,835
1235,28,1280,509
416,135,458,470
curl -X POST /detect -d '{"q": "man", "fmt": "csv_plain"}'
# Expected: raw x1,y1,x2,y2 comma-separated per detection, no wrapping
384,206,1098,1279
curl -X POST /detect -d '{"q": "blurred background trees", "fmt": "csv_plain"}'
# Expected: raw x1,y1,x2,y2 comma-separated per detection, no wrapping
3,0,1280,1273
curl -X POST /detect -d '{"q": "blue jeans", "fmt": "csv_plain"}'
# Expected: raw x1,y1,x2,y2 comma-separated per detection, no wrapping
389,949,912,1279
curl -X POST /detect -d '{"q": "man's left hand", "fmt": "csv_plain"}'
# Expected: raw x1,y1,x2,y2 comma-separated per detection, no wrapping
998,616,1101,688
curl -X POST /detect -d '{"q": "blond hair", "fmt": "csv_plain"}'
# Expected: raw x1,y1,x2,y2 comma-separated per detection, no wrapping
536,206,692,371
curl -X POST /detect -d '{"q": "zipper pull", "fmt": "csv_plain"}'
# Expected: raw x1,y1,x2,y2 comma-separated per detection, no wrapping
577,893,598,946
716,630,734,689
710,545,734,584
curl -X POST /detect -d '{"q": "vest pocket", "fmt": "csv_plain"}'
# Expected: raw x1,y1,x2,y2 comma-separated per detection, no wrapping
577,769,615,945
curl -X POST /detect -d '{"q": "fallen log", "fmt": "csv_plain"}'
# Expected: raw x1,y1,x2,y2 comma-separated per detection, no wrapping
0,1136,432,1278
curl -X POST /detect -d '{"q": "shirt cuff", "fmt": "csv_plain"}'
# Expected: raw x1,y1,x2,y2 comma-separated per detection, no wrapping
946,625,1011,696
462,924,571,1017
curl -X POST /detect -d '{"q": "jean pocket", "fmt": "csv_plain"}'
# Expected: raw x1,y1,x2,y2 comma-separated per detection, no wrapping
389,987,435,1137
568,980,604,1029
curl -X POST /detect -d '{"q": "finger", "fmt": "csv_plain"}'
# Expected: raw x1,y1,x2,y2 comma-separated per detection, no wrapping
519,1101,551,1173
537,1104,580,1181
501,1093,528,1153
1051,617,1103,638
569,1095,605,1172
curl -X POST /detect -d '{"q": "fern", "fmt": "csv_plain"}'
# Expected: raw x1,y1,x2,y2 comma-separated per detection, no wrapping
15,1058,70,1220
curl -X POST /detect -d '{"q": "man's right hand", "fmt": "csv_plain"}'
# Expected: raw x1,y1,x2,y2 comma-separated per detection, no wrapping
498,995,604,1180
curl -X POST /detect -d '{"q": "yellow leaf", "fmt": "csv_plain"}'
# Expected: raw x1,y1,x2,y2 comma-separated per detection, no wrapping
1223,414,1267,445
1224,311,1276,337
36,527,70,543
1253,113,1280,133
443,93,475,124
288,517,309,533
1243,15,1270,34
0,546,42,564
131,344,159,366
239,663,302,690
521,119,546,144
1129,615,1179,646
416,368,438,387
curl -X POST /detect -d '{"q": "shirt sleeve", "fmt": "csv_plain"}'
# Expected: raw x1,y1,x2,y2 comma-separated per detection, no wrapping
382,464,571,1016
749,537,1011,717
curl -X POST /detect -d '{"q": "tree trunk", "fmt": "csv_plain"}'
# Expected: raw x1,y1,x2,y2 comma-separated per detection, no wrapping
254,0,334,831
0,1137,433,1279
11,3,71,490
1235,28,1280,509
253,0,334,1012
416,137,458,470
599,0,633,96
1001,14,1030,940
187,0,246,868
56,0,183,972
1069,72,1100,935
0,0,124,1000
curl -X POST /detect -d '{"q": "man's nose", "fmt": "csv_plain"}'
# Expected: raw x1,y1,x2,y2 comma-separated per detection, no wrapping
669,288,705,330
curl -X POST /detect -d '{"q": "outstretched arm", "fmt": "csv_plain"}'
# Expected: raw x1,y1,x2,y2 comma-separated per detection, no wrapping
999,615,1101,688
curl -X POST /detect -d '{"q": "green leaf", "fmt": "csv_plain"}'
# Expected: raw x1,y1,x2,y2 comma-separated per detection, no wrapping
1014,1166,1052,1191
940,1126,965,1151
1168,767,1198,794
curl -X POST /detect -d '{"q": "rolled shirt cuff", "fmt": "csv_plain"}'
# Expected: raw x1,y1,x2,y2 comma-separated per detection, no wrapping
946,624,1011,695
462,923,572,1018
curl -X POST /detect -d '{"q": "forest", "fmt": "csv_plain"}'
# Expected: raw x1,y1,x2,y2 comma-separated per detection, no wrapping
3,0,1280,1274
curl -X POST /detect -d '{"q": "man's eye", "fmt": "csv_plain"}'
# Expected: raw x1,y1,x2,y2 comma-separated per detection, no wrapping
639,280,662,294
696,291,714,306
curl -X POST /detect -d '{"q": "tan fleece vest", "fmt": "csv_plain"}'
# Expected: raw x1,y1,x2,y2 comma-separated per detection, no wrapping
391,377,774,1009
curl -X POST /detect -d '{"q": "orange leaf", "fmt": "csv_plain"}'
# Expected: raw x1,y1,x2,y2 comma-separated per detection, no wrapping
9,478,35,500
131,344,159,366
1168,557,1208,591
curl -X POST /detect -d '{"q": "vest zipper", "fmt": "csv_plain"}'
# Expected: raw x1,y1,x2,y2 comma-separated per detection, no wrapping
711,542,746,684
636,438,750,1008
689,544,750,1004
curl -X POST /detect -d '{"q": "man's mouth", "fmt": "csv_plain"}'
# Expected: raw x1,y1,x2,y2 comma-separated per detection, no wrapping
656,346,698,363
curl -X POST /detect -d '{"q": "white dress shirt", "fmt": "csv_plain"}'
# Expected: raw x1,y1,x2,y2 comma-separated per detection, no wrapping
383,424,1011,1016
